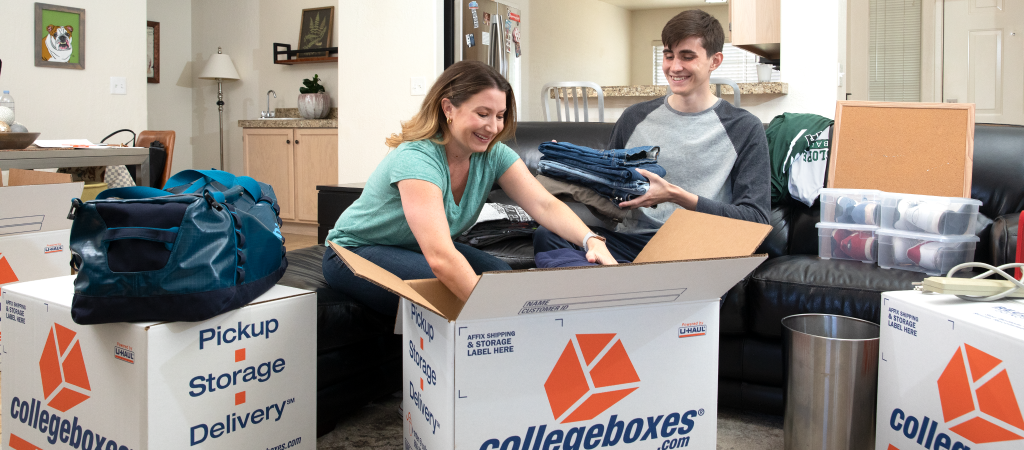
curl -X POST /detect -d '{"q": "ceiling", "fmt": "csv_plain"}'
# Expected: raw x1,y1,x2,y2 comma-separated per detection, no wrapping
597,0,728,11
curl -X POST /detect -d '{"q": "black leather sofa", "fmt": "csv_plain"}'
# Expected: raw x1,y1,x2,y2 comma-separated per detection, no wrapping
279,121,1021,435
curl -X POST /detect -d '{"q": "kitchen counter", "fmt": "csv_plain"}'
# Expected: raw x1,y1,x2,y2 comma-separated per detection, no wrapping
551,83,788,98
238,108,338,128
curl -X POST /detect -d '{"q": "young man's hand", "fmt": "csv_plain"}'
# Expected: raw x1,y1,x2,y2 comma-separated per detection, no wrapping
619,169,680,209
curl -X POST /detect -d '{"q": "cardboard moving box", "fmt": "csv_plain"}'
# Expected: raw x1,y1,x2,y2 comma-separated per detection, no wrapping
1,278,316,450
876,290,1024,450
329,210,771,449
1,169,83,370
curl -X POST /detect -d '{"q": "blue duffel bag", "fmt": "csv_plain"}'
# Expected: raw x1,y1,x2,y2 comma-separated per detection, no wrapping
68,170,287,324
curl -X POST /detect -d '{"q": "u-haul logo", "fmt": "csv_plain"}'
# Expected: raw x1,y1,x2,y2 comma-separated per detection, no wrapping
40,323,91,412
544,334,640,423
937,343,1024,443
114,342,135,364
44,243,64,254
678,321,707,338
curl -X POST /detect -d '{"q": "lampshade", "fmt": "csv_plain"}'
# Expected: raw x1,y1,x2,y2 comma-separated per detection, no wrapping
198,48,240,80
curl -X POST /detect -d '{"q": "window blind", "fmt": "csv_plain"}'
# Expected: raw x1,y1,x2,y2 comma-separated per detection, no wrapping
654,42,780,85
868,0,921,101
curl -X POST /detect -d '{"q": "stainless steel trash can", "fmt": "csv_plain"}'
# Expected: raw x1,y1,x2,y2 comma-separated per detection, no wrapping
782,314,880,450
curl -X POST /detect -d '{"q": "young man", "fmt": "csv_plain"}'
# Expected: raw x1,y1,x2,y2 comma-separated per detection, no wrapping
534,9,770,263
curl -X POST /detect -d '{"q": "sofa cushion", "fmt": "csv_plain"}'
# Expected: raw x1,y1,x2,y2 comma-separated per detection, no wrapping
972,124,1024,218
278,245,396,353
747,255,927,340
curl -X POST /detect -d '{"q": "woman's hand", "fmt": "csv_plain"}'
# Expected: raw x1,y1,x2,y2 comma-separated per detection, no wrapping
585,238,618,265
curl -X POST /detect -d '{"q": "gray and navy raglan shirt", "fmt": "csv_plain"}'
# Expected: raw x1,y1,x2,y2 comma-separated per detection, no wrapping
610,97,770,234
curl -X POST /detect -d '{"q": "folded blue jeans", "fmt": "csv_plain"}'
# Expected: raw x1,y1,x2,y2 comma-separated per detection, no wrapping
538,160,650,202
539,142,661,168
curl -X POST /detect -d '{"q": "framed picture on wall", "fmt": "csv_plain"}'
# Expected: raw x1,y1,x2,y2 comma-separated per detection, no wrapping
34,3,85,70
297,6,334,58
147,21,160,83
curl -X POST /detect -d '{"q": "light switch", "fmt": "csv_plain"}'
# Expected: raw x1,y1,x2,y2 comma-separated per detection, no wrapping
411,77,426,96
110,77,127,95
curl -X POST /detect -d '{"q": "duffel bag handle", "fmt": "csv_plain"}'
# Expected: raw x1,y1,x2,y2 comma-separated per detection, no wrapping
164,169,262,202
96,186,171,200
102,227,179,244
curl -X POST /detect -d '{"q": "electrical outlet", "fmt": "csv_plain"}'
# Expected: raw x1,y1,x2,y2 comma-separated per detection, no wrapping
411,77,426,96
110,77,127,95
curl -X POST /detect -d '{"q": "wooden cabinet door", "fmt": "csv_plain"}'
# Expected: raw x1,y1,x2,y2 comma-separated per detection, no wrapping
730,0,780,46
243,128,295,220
293,129,338,223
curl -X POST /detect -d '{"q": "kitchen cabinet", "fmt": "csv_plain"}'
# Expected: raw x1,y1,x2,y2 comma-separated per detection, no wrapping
730,0,780,60
242,127,338,225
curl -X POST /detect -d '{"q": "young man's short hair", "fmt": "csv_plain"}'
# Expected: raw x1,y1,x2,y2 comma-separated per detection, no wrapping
661,9,725,58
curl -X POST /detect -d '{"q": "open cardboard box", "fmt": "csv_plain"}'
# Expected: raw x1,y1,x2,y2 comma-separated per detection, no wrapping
1,169,83,284
329,210,771,449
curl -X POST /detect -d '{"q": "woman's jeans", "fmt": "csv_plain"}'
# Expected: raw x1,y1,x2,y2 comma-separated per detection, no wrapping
322,243,511,317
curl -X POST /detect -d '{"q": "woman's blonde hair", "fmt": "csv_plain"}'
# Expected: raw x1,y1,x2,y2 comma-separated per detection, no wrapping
385,60,517,150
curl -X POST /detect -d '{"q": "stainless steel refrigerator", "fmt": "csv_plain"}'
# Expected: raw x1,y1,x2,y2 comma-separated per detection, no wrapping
453,0,522,114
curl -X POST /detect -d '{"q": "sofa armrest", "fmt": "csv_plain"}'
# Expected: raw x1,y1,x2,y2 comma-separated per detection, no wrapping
989,213,1019,266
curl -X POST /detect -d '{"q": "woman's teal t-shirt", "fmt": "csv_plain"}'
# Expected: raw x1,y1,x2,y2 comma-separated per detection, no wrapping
326,139,520,250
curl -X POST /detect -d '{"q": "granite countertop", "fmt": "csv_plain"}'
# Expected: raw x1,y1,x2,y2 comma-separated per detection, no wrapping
551,83,788,98
238,108,338,128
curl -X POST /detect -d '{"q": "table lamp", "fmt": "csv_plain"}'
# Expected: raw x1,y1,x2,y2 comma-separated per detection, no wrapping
198,47,240,171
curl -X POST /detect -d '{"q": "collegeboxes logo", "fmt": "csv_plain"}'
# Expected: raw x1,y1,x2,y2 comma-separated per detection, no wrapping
937,343,1024,443
0,253,19,284
39,323,91,412
544,334,640,423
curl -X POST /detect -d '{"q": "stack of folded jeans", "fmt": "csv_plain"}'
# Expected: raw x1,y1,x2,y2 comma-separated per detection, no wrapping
537,142,666,203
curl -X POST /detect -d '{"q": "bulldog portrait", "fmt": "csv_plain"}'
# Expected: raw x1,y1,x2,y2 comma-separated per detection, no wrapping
41,25,74,62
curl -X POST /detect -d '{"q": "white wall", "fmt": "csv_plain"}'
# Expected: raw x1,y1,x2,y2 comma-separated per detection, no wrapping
191,0,340,174
148,0,193,174
334,0,444,183
0,0,148,141
740,0,842,121
629,5,729,86
521,0,631,122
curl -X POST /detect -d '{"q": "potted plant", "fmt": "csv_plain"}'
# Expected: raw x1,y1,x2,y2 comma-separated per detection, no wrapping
297,74,330,119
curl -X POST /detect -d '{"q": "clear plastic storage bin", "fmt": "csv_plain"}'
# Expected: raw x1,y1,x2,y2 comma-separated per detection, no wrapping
876,229,979,275
816,223,879,263
819,188,882,225
879,193,981,236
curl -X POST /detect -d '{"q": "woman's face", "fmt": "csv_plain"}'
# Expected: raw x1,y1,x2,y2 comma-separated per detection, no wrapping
443,88,507,156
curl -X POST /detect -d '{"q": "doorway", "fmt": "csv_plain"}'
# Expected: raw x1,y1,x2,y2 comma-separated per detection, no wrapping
943,0,1024,125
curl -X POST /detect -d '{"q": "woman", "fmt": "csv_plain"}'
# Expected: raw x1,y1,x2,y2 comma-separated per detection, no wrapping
323,60,616,316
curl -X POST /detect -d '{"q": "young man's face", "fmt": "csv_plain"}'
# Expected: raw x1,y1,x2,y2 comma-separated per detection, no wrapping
663,36,722,98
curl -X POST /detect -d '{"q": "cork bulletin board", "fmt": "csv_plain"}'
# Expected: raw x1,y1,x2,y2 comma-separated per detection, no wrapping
827,101,975,198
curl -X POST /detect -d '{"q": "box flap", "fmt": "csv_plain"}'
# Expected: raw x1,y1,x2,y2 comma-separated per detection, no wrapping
458,254,767,321
407,278,466,320
0,182,84,236
634,210,772,263
327,242,453,320
7,168,72,187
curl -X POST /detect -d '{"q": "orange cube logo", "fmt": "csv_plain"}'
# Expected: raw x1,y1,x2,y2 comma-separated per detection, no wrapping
544,334,640,423
937,344,1024,443
39,324,91,412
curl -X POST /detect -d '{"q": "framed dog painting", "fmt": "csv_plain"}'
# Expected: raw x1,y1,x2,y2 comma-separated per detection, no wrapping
35,3,85,70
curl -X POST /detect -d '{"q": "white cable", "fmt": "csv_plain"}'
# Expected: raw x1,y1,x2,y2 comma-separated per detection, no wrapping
945,262,1024,302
